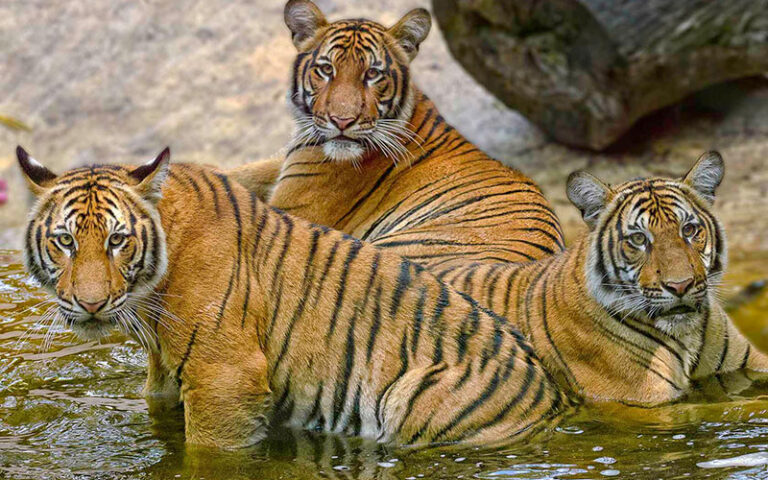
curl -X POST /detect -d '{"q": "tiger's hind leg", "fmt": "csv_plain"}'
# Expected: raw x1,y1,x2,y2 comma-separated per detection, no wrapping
377,359,563,446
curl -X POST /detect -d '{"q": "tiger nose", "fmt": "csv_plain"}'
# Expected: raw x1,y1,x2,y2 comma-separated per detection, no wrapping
77,297,107,314
330,115,356,131
662,278,694,297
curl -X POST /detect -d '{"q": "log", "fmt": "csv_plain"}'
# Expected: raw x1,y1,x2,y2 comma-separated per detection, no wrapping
433,0,768,150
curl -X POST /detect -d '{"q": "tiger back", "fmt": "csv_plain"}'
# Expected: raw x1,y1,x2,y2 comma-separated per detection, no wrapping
18,146,568,449
229,0,564,273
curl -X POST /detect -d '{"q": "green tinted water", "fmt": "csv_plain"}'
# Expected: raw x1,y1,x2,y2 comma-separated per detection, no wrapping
2,249,768,479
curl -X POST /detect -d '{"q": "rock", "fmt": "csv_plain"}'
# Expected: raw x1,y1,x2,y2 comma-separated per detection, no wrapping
433,0,768,150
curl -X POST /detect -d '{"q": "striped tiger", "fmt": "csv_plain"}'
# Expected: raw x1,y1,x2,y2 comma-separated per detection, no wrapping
17,146,567,449
229,0,564,271
442,151,768,406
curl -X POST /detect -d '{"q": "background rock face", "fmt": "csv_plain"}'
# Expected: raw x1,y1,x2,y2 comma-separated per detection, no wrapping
1,0,768,291
434,0,768,149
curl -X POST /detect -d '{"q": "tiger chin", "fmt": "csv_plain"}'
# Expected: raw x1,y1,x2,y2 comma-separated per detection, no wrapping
448,151,768,407
16,146,567,449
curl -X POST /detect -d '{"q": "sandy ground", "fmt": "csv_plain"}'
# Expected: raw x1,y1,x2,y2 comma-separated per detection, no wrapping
2,0,767,290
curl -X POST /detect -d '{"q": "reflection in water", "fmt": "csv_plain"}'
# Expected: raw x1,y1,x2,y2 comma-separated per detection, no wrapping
2,250,768,479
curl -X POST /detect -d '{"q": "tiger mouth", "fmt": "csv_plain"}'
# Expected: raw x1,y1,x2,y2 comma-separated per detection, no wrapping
329,135,361,143
656,305,698,318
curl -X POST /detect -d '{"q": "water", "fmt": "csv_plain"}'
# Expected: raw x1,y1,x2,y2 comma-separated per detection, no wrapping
2,249,768,480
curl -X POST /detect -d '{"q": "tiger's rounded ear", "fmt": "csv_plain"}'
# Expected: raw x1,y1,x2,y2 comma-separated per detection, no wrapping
567,171,613,230
129,147,171,203
682,151,724,205
388,8,432,61
17,146,57,196
284,0,327,49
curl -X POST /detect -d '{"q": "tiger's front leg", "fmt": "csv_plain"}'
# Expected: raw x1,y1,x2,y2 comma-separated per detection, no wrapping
181,355,272,449
143,351,181,416
693,305,768,378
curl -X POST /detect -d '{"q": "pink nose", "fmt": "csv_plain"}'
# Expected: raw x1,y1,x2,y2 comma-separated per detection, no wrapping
77,298,107,314
663,278,694,297
330,115,356,131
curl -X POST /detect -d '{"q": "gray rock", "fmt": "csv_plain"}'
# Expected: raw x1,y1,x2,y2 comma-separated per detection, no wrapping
433,0,768,149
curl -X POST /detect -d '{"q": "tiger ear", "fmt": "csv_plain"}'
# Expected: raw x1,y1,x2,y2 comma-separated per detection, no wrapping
16,146,57,196
388,8,432,61
567,171,613,230
682,151,724,205
129,147,171,203
284,0,327,49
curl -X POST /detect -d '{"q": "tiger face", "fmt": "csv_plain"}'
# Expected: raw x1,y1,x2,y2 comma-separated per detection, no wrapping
284,0,431,162
567,152,726,335
17,146,170,343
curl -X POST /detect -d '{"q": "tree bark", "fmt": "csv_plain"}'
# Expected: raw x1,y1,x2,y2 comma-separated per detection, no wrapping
433,0,768,149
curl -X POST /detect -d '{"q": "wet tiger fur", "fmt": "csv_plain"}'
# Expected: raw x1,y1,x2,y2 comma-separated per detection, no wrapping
229,0,564,270
442,152,768,406
18,146,567,449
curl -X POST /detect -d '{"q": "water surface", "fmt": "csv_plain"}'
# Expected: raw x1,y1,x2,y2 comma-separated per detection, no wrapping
2,250,768,480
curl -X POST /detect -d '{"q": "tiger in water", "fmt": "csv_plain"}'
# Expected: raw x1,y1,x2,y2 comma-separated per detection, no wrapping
230,0,564,270
18,146,567,449
445,152,768,405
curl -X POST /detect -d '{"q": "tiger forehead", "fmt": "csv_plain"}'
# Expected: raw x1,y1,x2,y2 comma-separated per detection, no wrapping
50,167,132,229
54,165,131,188
319,20,388,60
617,180,693,226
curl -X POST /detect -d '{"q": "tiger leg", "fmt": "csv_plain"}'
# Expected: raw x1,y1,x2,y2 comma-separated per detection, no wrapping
693,305,768,378
379,360,561,446
143,351,181,415
181,357,272,448
227,154,284,202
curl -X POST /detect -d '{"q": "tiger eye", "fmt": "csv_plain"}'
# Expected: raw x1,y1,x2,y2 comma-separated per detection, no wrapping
57,233,74,247
628,232,647,247
109,233,126,247
318,64,334,76
682,223,697,238
365,67,381,80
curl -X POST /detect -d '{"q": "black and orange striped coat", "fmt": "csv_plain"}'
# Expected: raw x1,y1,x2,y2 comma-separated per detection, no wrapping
18,147,567,449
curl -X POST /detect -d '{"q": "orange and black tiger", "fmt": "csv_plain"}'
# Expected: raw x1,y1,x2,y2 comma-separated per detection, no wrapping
230,0,564,271
18,146,567,449
442,152,768,405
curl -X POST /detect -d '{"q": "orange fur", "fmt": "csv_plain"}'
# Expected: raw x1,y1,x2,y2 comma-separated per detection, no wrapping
442,152,768,406
229,2,564,271
19,147,567,448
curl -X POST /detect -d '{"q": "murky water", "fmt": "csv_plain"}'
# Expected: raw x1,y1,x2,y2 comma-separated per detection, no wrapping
2,249,768,480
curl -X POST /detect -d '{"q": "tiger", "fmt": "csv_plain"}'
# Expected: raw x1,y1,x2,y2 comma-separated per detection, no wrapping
440,151,768,406
17,145,567,449
229,0,564,271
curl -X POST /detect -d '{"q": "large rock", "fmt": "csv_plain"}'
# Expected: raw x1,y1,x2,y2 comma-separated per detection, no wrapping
433,0,768,149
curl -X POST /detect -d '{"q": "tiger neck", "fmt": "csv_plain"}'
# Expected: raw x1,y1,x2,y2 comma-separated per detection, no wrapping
274,91,455,233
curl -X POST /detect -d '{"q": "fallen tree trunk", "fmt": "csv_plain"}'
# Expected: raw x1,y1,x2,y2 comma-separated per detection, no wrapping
433,0,768,150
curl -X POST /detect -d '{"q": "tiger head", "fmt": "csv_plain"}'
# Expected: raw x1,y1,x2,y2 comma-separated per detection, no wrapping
284,0,431,162
17,146,170,344
567,152,726,335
